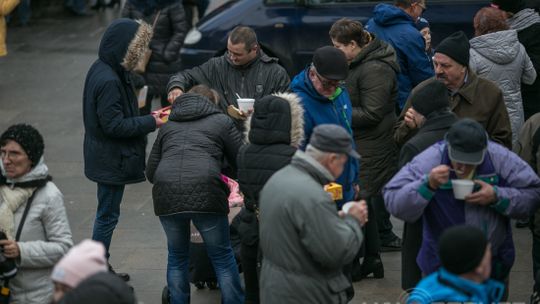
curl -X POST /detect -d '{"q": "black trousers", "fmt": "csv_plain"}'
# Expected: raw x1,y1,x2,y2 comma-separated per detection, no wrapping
401,219,423,290
240,242,259,304
371,194,397,244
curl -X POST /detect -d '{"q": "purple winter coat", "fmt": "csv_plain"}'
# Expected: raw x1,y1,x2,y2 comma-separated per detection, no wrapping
383,141,540,276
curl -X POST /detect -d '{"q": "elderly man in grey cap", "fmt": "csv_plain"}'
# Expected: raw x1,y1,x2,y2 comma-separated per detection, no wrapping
259,124,367,304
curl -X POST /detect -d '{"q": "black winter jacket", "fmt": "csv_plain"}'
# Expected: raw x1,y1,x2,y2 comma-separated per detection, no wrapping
83,19,156,185
146,93,243,216
167,51,290,120
236,92,304,246
122,0,187,96
398,111,458,168
237,93,304,212
518,22,540,119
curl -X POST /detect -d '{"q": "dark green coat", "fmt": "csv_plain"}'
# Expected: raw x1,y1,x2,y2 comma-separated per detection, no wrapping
346,36,400,197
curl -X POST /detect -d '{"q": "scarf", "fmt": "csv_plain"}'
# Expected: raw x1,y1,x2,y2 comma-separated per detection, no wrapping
0,186,35,240
508,8,540,31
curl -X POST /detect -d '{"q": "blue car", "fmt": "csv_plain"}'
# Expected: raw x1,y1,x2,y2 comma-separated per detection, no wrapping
181,0,489,76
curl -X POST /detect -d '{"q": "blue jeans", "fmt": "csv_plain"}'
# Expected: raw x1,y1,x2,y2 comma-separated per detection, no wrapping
159,213,244,304
92,183,125,258
16,0,31,25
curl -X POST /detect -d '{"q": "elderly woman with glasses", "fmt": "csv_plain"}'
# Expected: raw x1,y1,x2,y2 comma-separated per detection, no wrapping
0,124,73,304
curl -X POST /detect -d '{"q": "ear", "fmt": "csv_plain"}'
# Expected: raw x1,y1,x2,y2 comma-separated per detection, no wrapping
350,40,358,49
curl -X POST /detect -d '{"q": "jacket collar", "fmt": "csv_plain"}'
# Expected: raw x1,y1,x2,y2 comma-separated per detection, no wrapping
291,150,334,185
450,69,478,106
418,111,457,134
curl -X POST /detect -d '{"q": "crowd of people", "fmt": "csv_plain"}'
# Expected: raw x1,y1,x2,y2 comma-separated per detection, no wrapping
1,0,540,303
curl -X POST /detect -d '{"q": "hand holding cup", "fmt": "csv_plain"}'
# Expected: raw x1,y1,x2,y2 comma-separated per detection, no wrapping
340,200,368,226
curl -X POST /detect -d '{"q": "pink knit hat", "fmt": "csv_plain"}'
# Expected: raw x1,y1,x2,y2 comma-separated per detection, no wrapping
51,239,108,288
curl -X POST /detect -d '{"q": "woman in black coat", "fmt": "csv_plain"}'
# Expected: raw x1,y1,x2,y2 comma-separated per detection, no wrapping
122,0,187,115
146,92,244,303
236,92,304,304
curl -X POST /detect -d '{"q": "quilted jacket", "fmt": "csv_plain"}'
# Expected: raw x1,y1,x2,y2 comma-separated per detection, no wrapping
146,93,243,216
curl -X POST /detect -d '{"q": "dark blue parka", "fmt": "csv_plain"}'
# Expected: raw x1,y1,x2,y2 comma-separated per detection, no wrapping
83,19,157,185
366,3,434,109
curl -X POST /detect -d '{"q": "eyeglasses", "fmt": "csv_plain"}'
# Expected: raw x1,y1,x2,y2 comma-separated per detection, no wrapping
312,68,341,90
0,150,25,161
416,1,426,13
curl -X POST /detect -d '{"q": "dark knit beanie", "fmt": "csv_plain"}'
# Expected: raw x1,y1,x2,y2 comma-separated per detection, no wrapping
491,0,525,13
0,124,44,167
416,17,430,31
435,31,470,67
438,225,488,275
58,272,136,304
411,81,450,117
312,46,349,80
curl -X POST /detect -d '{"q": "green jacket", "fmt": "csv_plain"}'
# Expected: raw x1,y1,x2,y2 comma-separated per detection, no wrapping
259,151,363,304
346,36,400,196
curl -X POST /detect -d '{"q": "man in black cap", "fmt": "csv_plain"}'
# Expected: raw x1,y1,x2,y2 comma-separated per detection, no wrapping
398,80,458,291
492,0,540,120
408,225,505,303
384,118,540,297
259,124,367,304
290,46,359,209
395,31,512,150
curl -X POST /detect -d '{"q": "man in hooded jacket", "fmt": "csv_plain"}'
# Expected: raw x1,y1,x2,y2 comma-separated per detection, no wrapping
82,18,163,280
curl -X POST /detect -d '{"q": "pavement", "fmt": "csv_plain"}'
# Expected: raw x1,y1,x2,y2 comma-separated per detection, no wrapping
0,6,535,304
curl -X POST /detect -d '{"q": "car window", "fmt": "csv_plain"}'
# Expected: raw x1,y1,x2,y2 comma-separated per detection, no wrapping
307,0,373,3
265,0,295,3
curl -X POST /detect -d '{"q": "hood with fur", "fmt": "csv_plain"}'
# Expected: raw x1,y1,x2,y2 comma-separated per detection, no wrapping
244,92,304,147
98,18,152,73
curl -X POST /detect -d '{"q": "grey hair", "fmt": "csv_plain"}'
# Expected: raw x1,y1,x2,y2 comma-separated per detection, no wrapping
306,144,334,162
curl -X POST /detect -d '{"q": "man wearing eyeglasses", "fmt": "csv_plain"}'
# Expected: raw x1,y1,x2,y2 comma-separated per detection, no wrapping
366,0,434,111
290,46,359,210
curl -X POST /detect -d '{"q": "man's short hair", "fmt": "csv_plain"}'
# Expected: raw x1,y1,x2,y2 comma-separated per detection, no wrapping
228,26,258,51
395,0,424,8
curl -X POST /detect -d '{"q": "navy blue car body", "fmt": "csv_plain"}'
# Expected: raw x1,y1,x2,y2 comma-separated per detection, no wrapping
181,0,489,76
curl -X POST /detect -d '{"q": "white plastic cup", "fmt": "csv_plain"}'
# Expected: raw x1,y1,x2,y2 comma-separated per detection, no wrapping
451,179,475,200
342,202,356,214
237,98,255,113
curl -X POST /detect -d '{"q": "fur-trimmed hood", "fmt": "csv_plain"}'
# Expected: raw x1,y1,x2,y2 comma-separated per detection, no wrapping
98,18,152,73
244,92,305,147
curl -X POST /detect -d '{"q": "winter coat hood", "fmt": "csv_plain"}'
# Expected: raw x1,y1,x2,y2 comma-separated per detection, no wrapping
0,156,48,184
371,3,415,26
470,30,521,64
168,93,223,122
98,18,152,73
350,36,400,73
244,92,305,147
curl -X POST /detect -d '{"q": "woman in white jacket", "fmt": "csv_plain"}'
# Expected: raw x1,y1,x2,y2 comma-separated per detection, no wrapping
470,7,537,148
0,124,73,304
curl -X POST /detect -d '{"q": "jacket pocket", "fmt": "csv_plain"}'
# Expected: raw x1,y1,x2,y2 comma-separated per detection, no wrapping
120,148,142,179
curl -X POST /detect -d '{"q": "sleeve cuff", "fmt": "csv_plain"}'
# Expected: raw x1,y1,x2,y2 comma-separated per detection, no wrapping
490,186,510,214
417,175,435,201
